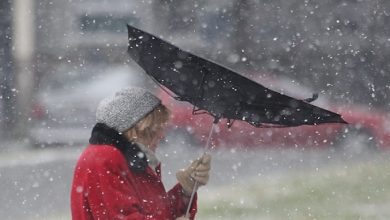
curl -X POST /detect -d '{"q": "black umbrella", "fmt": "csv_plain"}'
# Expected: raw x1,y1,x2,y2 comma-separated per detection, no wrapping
127,24,347,127
127,24,347,216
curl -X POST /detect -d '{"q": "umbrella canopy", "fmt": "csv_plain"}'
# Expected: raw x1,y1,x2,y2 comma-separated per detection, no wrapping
127,24,347,127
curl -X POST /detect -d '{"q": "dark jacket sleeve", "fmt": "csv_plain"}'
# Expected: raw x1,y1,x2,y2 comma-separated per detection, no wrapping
167,183,197,220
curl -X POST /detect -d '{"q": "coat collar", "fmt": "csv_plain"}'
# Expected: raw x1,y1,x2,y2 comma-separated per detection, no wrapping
89,123,148,173
137,142,160,171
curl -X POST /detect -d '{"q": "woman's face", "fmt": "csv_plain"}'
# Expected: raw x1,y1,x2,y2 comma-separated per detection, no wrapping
124,123,167,152
149,123,167,152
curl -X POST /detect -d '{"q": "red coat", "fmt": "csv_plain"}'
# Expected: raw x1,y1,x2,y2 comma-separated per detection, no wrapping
71,144,197,220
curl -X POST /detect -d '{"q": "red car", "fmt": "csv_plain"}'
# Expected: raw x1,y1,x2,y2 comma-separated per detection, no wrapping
159,75,390,151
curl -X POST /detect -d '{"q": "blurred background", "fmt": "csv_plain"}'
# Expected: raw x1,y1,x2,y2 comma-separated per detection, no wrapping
1,0,390,219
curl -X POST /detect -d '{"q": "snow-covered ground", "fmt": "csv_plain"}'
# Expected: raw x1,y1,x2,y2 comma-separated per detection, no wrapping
0,135,388,220
197,157,390,220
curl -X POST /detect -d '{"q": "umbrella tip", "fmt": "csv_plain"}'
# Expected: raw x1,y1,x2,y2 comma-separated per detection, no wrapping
339,117,349,124
304,93,319,103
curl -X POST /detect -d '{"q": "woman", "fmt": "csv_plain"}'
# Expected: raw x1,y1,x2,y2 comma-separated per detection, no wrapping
71,87,211,220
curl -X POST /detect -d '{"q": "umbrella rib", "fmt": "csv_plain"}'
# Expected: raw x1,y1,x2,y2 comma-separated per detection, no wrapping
192,106,210,115
227,119,235,128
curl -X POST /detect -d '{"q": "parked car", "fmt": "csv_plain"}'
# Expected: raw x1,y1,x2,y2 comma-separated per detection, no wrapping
29,63,147,146
159,75,390,152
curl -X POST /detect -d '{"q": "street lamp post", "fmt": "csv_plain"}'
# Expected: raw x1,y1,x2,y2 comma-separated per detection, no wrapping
0,0,16,139
12,0,36,140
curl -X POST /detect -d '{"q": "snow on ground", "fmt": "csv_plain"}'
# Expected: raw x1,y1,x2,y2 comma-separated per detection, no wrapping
197,157,390,220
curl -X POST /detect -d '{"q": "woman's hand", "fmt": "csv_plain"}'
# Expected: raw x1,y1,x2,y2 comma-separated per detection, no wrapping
176,154,211,195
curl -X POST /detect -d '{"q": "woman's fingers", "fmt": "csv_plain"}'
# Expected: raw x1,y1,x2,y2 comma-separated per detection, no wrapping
188,154,212,186
193,175,209,185
201,154,211,164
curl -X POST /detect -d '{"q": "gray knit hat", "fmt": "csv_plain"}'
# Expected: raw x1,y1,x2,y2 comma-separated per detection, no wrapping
96,87,161,133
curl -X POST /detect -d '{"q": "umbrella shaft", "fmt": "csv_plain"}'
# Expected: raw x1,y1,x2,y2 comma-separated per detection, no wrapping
185,122,216,217
204,122,216,153
185,181,199,217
